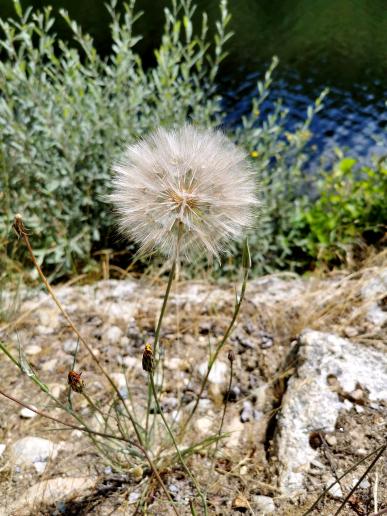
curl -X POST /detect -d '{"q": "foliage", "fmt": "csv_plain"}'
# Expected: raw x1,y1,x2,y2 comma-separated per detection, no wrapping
0,0,230,278
0,0,383,279
291,155,387,266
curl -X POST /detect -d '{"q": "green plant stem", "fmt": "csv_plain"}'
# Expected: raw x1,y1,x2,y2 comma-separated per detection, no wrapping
0,387,178,515
149,373,207,516
181,268,248,434
18,223,143,445
145,259,176,445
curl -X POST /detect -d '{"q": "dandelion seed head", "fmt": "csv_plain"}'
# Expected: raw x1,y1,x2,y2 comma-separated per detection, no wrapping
110,125,258,260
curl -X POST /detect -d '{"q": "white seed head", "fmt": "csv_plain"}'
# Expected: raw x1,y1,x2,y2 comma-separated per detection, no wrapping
109,125,258,260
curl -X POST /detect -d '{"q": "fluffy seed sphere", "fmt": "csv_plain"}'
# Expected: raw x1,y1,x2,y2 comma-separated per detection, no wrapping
109,125,258,261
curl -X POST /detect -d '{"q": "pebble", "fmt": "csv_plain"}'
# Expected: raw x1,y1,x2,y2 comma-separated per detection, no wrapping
0,444,5,457
11,436,60,474
128,492,140,504
20,407,37,419
325,434,337,446
110,373,128,399
240,400,253,423
103,325,123,345
198,360,228,384
63,339,78,355
325,477,343,499
351,478,370,490
24,344,42,355
41,358,58,372
195,416,213,434
253,495,275,514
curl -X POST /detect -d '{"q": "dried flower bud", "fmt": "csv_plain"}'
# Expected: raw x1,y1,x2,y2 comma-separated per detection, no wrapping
142,344,154,373
228,350,235,362
13,213,27,239
68,370,85,393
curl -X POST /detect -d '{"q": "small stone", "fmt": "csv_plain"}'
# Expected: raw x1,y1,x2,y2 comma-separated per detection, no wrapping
121,356,138,369
11,436,60,474
128,492,140,504
20,407,37,419
232,495,249,511
325,435,337,447
198,360,228,384
0,444,5,457
350,388,364,401
325,478,343,499
24,344,42,355
103,325,123,345
63,339,78,355
253,495,275,514
240,400,253,423
110,373,128,399
351,478,370,490
41,358,58,372
195,416,213,434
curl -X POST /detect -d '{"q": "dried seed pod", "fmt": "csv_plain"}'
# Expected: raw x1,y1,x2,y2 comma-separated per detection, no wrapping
142,344,154,373
68,370,85,393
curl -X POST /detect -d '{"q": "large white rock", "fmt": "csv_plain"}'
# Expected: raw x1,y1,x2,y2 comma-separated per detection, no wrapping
3,476,96,515
276,330,387,495
11,436,61,474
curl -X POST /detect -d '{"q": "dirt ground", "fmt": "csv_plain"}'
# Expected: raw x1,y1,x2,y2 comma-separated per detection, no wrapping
0,253,386,515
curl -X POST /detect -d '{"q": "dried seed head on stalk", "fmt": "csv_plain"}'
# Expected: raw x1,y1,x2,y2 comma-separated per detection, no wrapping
109,125,258,261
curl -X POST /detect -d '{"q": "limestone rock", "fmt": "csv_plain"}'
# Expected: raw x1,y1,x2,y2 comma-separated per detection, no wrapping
11,436,61,474
276,330,387,495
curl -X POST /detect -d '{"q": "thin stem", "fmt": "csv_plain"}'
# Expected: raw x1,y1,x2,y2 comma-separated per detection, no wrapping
181,268,248,434
145,261,176,444
303,443,387,515
0,387,178,515
149,373,207,515
15,217,143,446
334,445,386,516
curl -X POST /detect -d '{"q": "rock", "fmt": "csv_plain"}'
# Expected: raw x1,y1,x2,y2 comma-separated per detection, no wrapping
325,477,343,499
41,358,58,372
195,416,213,434
110,372,128,399
63,339,78,355
324,435,337,447
0,444,5,457
232,494,250,511
240,400,253,423
276,330,387,495
5,476,96,514
11,437,61,474
103,325,123,344
198,360,228,384
253,495,275,514
20,407,37,419
224,416,244,448
128,491,141,504
24,344,42,355
351,478,370,490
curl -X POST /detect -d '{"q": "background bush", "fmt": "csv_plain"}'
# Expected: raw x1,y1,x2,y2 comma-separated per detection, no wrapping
0,0,384,280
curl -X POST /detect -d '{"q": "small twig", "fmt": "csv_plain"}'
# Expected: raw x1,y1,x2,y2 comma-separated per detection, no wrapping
334,445,386,516
303,443,387,515
371,509,387,516
13,215,143,445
